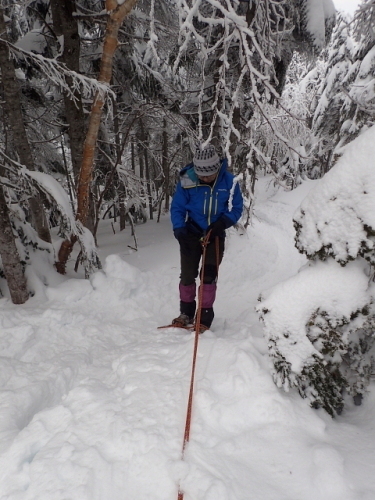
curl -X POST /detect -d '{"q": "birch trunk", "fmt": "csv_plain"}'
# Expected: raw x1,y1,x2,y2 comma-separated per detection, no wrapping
76,0,138,225
56,0,138,274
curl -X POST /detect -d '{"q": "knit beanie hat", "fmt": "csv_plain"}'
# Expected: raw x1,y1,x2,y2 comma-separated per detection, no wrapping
193,144,221,176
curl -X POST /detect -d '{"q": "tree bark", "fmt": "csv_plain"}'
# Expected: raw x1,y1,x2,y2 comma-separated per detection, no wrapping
76,0,138,225
228,107,241,173
162,119,169,211
138,138,144,179
0,185,29,304
0,8,51,244
56,0,138,274
119,181,126,231
140,120,153,220
113,98,126,230
50,0,86,185
131,137,136,171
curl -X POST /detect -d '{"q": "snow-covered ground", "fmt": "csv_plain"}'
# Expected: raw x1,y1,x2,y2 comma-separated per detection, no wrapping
0,178,374,500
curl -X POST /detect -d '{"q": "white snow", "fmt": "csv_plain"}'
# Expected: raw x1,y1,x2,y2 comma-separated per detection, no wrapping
1,177,375,500
294,125,375,263
305,0,336,50
15,30,47,55
257,259,371,372
26,171,76,224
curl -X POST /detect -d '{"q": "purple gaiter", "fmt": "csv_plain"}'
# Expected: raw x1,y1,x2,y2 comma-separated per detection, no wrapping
179,283,196,302
200,284,217,308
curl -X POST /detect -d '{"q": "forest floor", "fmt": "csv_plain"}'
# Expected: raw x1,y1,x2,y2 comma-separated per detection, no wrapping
0,178,374,500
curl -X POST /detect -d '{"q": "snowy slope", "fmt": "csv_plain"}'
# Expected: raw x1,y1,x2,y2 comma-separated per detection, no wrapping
0,178,374,500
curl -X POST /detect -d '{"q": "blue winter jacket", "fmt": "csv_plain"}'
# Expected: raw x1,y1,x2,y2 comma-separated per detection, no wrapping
171,159,243,234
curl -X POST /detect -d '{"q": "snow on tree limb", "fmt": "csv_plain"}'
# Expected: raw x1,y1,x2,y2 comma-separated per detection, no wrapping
6,42,115,103
0,150,99,276
174,0,304,166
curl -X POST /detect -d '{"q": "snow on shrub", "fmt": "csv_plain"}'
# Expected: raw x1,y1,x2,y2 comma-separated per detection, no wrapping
294,127,375,265
257,126,375,416
257,260,374,416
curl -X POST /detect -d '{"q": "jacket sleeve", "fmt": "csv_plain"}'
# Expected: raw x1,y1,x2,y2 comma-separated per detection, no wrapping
170,182,188,230
223,180,243,227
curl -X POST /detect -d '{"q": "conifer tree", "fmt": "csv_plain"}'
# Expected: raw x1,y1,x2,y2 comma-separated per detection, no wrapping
307,1,375,172
338,0,375,149
311,14,353,168
0,7,51,244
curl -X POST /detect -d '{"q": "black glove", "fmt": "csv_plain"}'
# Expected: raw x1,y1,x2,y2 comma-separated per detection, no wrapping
173,227,188,241
207,216,231,240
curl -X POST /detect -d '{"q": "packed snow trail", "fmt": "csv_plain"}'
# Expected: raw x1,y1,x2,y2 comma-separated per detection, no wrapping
0,179,375,500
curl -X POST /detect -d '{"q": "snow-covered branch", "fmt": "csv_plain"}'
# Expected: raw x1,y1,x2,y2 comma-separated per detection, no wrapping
6,41,115,103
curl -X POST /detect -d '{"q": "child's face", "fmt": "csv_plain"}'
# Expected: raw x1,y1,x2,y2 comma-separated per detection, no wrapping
198,172,218,183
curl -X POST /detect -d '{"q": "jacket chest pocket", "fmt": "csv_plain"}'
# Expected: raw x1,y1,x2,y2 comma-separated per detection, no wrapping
215,189,228,214
203,191,208,214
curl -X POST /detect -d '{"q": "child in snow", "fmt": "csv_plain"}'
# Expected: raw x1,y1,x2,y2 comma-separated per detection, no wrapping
170,144,243,332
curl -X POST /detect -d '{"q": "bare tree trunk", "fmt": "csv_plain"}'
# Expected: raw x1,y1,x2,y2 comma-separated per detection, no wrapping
0,185,28,304
56,0,138,274
119,182,126,231
50,0,86,185
61,136,75,209
112,95,125,230
113,100,127,230
228,107,241,173
138,139,144,179
0,8,51,244
131,138,136,171
140,121,153,220
86,191,96,234
145,154,153,220
162,119,170,211
244,150,257,228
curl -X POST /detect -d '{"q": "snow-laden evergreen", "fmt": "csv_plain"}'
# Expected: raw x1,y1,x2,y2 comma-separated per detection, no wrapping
295,126,375,264
296,1,375,174
257,125,375,416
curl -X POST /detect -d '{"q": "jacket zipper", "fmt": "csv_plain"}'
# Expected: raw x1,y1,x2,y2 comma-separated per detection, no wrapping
207,192,213,225
207,177,219,225
197,177,219,225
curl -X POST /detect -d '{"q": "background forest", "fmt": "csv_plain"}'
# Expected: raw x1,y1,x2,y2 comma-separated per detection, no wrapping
1,0,375,416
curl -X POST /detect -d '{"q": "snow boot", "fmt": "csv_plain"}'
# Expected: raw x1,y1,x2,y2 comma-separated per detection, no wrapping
196,283,216,329
199,307,214,329
172,298,196,326
173,284,197,327
197,323,209,334
172,313,192,327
